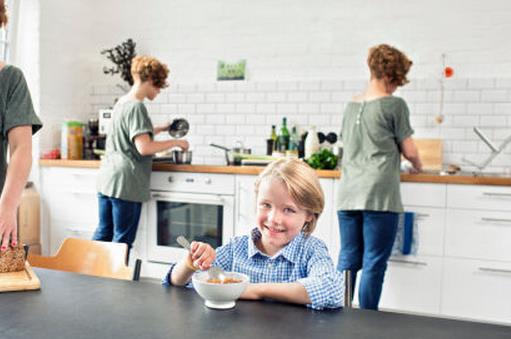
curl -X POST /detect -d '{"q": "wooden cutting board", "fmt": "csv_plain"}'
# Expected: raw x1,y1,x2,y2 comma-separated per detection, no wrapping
414,138,443,171
0,262,40,292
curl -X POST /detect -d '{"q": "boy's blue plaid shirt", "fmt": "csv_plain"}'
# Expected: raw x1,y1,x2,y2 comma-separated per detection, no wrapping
163,228,344,310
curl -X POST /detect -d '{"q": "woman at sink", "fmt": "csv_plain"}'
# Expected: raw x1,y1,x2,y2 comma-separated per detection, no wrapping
94,56,188,258
336,44,422,310
164,158,344,310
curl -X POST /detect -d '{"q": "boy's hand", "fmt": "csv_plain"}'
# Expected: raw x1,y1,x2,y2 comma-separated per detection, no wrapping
189,241,215,270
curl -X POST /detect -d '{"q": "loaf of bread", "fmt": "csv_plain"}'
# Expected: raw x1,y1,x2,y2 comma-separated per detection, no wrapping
0,244,25,273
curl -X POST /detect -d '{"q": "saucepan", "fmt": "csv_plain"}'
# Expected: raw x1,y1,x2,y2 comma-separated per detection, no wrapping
209,142,251,166
172,150,193,164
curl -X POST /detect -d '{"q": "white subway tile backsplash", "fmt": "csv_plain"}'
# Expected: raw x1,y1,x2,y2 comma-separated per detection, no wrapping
443,79,468,90
196,104,216,113
256,103,276,114
216,103,236,113
206,114,225,125
224,114,246,124
277,81,299,91
310,92,331,102
494,103,511,114
206,93,225,103
246,92,266,102
90,77,511,167
246,114,267,125
266,93,287,102
168,93,187,103
452,90,480,102
288,92,308,102
276,103,298,114
225,93,245,102
299,81,321,91
467,79,495,89
298,103,319,114
466,103,493,115
321,81,344,91
481,90,507,102
256,82,278,91
186,93,205,103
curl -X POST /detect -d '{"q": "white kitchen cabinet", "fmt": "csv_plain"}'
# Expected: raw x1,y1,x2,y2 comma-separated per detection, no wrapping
40,167,99,255
235,175,258,236
447,184,511,211
441,184,511,324
442,257,511,324
445,209,511,261
379,256,443,314
401,182,447,208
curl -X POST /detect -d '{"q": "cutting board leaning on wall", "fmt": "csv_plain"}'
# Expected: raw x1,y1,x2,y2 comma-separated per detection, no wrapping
411,138,443,171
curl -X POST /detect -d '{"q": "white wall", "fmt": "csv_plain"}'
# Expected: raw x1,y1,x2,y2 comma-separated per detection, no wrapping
33,0,511,171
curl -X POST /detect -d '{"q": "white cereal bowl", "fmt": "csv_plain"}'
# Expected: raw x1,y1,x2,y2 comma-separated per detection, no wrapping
192,271,249,309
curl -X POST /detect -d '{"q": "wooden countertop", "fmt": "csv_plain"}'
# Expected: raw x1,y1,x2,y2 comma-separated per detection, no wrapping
39,159,511,186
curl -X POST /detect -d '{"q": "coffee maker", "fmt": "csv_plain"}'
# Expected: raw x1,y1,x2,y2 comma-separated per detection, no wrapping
84,118,106,160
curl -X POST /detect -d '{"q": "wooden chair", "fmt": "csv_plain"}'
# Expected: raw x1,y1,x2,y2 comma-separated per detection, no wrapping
28,238,142,281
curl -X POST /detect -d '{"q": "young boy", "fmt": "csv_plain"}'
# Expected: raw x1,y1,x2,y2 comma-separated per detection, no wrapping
163,158,344,310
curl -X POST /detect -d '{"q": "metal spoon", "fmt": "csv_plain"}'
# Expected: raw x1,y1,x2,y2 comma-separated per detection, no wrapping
176,236,226,281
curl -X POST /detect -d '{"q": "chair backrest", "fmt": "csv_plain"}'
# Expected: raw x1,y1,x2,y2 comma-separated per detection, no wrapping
28,238,141,281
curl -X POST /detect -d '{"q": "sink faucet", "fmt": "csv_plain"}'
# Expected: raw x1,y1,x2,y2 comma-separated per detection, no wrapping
462,127,511,172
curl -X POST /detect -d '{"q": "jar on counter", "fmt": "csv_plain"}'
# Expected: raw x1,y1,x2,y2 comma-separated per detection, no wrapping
304,126,319,160
65,121,84,160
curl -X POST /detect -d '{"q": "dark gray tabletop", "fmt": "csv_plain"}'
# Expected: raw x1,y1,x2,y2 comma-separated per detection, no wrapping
1,268,510,339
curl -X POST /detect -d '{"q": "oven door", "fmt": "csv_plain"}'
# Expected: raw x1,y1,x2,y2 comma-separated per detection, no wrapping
147,191,234,264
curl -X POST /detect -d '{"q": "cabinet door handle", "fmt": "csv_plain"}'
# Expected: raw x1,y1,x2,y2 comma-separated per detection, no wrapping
415,213,430,219
482,192,511,197
478,267,511,275
389,259,427,266
481,217,511,224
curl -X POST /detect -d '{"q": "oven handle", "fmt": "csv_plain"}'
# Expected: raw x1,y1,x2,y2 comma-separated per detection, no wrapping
151,192,225,204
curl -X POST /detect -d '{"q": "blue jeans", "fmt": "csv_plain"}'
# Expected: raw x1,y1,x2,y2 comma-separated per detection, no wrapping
93,193,142,261
337,210,399,310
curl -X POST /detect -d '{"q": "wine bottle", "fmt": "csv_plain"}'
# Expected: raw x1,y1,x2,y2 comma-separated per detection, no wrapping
277,117,290,152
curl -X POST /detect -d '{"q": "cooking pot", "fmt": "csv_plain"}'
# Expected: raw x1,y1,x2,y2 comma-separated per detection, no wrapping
172,150,193,164
209,141,251,166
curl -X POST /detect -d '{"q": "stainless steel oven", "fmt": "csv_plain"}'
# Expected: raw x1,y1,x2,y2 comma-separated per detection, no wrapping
147,172,235,264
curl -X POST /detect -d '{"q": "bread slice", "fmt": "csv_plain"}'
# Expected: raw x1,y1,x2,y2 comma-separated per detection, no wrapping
0,244,25,273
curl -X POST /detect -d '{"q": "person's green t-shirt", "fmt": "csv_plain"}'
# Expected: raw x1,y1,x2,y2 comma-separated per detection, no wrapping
0,65,43,192
336,96,414,213
97,99,154,202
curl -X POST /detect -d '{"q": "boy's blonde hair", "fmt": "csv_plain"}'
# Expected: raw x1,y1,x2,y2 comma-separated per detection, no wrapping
254,158,324,235
367,44,412,87
130,55,169,89
0,0,7,27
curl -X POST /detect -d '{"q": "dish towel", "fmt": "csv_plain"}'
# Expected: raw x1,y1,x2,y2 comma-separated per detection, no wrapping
392,212,418,255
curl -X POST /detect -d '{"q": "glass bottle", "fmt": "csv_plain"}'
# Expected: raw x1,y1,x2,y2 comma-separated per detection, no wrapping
267,125,278,155
277,117,290,152
286,126,299,158
304,126,320,160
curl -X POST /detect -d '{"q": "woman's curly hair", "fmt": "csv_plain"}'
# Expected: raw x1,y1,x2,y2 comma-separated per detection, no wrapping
367,44,412,87
0,0,8,28
130,55,169,89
